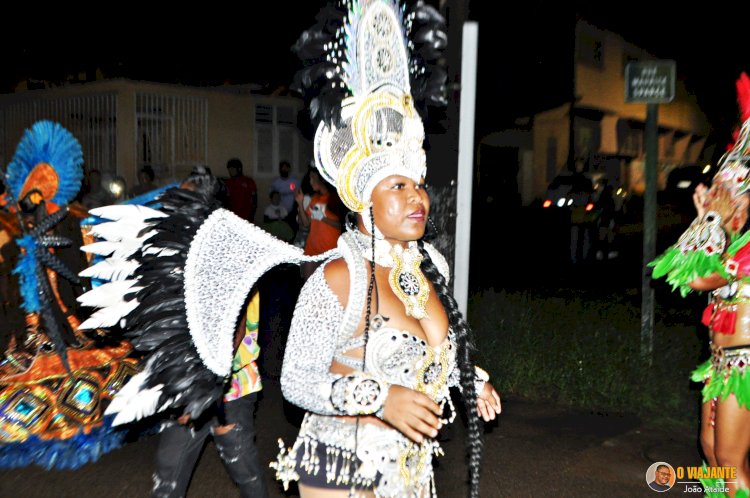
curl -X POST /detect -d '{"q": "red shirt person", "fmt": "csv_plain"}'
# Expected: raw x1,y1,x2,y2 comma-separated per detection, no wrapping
224,158,258,222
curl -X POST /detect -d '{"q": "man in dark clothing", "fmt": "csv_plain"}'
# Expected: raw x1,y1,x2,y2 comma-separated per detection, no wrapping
224,158,257,222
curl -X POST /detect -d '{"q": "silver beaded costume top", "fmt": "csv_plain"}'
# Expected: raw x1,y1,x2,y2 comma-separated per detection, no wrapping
273,230,465,497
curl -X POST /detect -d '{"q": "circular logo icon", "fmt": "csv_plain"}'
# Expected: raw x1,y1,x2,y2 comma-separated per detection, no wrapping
646,462,675,492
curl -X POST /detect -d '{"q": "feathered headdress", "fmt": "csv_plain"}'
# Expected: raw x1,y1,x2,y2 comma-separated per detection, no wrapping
293,0,447,212
5,120,83,209
712,72,750,196
1,121,84,369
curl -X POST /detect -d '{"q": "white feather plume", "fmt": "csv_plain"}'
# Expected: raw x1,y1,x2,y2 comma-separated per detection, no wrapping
79,258,139,281
105,370,166,426
80,241,118,257
76,280,142,308
89,220,152,242
78,299,140,329
90,204,167,222
142,245,180,257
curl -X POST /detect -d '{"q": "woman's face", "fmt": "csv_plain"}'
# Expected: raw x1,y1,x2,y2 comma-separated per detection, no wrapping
310,171,323,193
368,175,429,244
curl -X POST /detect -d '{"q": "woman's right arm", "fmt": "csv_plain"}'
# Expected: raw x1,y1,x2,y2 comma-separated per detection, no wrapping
281,260,441,441
281,261,391,418
280,265,348,415
689,274,729,291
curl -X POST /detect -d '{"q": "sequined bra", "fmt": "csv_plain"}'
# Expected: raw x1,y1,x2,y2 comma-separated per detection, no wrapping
334,327,457,402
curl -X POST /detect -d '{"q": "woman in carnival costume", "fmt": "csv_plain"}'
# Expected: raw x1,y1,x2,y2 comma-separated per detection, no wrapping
271,1,503,496
79,1,499,497
0,121,139,470
651,73,750,497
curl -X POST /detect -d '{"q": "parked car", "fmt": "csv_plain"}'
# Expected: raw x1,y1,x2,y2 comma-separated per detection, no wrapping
541,173,597,224
541,172,628,262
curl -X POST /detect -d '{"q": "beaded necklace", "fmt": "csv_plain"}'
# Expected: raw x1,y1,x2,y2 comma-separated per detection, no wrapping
352,229,430,319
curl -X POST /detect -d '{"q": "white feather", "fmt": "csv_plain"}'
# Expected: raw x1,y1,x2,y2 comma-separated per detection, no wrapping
105,370,166,426
79,259,139,281
90,204,167,222
142,246,180,257
78,299,140,329
76,280,142,308
80,241,118,256
89,220,152,242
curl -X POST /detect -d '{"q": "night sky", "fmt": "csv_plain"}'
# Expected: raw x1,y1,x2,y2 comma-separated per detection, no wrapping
1,2,747,147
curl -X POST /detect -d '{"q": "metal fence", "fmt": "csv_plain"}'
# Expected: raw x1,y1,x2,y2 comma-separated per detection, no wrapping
0,94,118,176
136,93,208,182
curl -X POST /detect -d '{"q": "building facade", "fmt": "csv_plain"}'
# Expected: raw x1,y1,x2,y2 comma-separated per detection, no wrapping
0,79,310,219
479,19,711,206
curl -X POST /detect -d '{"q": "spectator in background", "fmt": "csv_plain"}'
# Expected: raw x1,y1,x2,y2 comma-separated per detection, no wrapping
297,167,344,279
263,190,288,223
595,182,618,260
225,158,257,222
262,190,294,242
292,167,314,249
128,165,156,199
82,169,114,209
271,160,299,235
271,160,299,215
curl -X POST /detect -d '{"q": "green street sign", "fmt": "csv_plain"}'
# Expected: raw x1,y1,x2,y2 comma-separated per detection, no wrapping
625,60,676,104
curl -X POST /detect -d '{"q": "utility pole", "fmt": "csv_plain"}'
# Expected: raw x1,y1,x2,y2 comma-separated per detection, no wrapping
625,60,676,363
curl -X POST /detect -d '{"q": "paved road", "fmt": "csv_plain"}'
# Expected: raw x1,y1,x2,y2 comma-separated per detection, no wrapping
0,373,703,498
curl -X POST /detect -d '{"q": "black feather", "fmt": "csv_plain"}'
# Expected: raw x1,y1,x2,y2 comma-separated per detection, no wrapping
407,0,449,120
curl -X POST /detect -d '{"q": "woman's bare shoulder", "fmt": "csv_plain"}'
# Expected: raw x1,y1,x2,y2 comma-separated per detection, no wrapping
323,258,350,308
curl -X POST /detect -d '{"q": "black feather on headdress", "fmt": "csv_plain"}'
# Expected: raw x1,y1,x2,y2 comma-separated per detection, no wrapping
292,1,448,129
291,1,349,128
406,0,449,116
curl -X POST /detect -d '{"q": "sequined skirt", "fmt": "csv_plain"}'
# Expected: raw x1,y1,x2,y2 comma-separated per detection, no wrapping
271,412,440,498
691,344,750,408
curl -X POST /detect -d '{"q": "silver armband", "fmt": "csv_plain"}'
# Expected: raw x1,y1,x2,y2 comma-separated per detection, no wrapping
474,366,490,395
330,373,390,416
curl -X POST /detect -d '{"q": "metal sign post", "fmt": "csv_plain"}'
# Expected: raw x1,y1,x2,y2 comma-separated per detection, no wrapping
625,60,676,363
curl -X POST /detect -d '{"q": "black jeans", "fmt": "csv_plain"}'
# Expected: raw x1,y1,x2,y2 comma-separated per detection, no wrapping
152,392,268,498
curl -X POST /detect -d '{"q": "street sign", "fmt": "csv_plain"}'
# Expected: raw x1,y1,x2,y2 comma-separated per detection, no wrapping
625,60,676,104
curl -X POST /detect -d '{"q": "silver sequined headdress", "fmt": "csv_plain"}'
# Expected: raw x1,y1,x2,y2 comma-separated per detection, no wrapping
294,0,447,212
712,73,750,197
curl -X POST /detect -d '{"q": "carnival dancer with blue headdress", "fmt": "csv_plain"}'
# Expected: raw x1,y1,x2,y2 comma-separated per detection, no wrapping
0,121,140,470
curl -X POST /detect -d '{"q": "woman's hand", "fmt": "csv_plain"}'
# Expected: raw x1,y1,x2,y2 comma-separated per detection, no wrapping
382,385,443,443
693,183,708,219
707,185,737,229
294,188,304,205
477,382,501,422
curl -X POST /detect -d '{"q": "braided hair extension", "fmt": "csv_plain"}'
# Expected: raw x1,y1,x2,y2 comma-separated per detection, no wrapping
418,242,484,498
351,207,378,498
362,206,377,368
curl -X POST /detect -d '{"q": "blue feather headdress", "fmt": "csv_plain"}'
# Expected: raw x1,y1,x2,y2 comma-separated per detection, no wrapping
6,120,83,208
